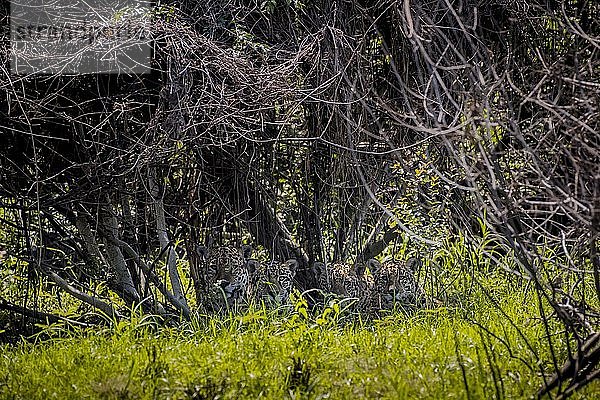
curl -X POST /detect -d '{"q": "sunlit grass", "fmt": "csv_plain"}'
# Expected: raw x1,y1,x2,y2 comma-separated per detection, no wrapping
1,236,598,399
1,284,598,399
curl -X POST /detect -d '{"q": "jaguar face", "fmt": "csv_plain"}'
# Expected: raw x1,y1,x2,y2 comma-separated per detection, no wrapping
196,244,253,309
368,258,422,310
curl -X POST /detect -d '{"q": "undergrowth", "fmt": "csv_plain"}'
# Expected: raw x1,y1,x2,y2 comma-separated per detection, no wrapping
1,234,598,399
1,283,598,400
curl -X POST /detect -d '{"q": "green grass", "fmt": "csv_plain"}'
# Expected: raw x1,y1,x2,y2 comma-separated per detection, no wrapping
1,285,598,400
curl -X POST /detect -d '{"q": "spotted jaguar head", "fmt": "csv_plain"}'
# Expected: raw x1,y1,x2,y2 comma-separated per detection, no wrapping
368,258,422,310
196,244,253,307
249,259,298,305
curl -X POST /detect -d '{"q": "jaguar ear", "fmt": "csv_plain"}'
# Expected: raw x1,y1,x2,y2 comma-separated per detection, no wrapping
196,245,208,260
406,257,420,272
312,261,325,275
285,259,298,274
241,244,252,259
206,236,215,248
246,259,259,274
366,259,381,274
354,262,366,276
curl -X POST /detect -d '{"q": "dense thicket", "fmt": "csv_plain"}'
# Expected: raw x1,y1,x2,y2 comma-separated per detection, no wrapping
0,1,598,397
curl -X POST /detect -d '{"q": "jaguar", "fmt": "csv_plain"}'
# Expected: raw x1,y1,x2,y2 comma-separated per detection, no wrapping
196,244,253,310
312,260,373,302
248,259,298,305
367,258,424,311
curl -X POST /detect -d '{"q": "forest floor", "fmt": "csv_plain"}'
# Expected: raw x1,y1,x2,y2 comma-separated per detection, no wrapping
1,282,599,400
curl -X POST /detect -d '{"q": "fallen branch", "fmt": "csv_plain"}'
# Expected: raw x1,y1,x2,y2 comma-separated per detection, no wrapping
0,297,93,327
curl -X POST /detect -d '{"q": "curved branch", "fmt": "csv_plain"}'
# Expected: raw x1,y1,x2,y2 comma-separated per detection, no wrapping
101,230,191,319
42,268,120,320
149,171,188,309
